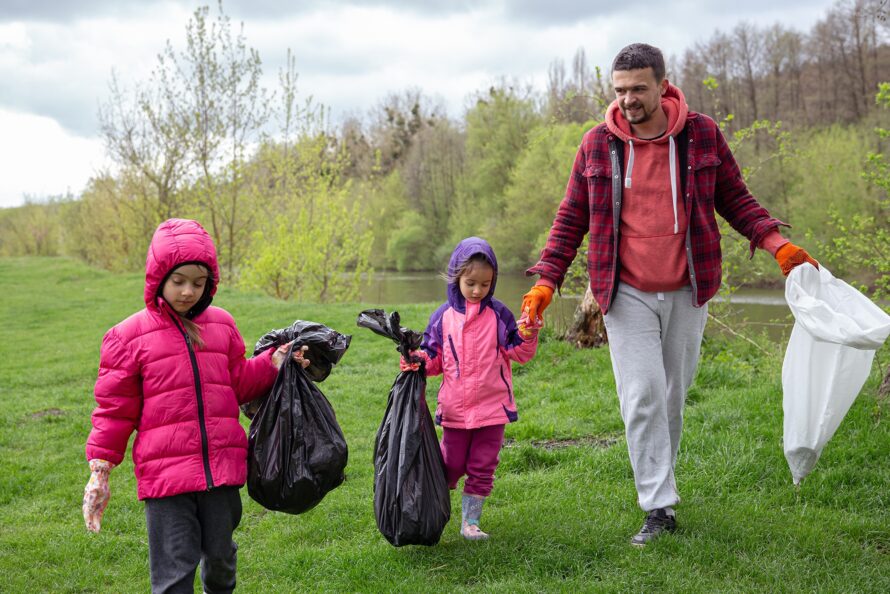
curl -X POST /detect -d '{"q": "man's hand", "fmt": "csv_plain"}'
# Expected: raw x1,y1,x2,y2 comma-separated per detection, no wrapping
521,285,554,324
83,459,114,533
775,242,818,276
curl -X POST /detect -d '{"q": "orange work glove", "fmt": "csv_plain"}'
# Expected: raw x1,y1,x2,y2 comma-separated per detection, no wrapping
83,459,115,533
521,285,554,324
775,242,818,276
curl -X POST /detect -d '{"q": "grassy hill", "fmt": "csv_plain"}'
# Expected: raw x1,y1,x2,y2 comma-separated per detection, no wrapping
1,257,888,592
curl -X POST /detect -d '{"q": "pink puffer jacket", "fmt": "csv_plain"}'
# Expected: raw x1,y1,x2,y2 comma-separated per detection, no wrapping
85,219,278,500
422,238,538,429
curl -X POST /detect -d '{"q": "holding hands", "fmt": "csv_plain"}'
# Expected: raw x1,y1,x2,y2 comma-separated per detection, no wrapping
521,285,553,325
517,312,544,340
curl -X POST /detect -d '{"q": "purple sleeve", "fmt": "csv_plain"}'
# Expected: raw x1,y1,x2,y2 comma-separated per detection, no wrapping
421,303,448,377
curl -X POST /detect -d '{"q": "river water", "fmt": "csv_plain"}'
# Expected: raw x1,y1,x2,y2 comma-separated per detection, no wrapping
358,271,793,341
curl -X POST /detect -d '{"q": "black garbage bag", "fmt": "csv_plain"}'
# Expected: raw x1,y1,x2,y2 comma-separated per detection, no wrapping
246,320,351,514
242,320,351,418
356,308,451,546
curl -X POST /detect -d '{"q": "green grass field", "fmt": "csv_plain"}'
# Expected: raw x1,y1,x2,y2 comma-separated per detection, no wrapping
1,257,888,593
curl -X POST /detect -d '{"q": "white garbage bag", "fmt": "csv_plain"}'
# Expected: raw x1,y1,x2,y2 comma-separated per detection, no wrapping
782,264,890,484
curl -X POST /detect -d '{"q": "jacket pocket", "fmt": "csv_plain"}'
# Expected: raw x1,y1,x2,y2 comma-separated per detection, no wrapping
583,164,612,213
447,335,460,378
692,153,721,170
690,152,721,206
499,364,513,403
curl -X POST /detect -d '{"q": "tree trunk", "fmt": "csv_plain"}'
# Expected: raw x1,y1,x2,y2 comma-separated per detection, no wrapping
564,285,608,348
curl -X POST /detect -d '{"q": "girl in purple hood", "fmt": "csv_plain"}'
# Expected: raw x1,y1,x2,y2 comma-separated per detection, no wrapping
402,237,540,540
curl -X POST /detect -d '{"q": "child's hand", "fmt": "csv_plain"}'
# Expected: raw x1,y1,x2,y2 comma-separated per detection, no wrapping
83,459,114,533
518,313,543,340
272,342,311,369
400,350,428,372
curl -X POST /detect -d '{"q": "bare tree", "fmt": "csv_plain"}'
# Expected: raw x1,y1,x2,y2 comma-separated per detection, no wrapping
733,22,764,126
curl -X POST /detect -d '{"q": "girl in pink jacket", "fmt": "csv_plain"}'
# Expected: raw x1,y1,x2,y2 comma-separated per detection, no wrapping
402,237,539,540
82,218,306,593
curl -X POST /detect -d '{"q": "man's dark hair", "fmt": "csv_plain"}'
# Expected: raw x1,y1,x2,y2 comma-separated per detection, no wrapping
611,43,666,82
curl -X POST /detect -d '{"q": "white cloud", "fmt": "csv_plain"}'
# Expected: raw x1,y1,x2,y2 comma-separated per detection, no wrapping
0,108,107,207
0,0,844,208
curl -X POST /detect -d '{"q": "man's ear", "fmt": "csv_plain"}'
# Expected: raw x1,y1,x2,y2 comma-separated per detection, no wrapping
660,78,669,95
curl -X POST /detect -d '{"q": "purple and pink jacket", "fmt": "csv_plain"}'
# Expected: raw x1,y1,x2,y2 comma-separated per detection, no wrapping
421,238,537,430
528,83,787,314
85,219,278,500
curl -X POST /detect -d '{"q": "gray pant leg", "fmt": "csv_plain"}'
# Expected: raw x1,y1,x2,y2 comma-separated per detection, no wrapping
145,487,242,594
198,487,242,594
146,493,202,594
603,284,707,512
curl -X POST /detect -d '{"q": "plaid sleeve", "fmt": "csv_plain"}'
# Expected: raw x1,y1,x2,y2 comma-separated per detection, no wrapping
711,125,788,255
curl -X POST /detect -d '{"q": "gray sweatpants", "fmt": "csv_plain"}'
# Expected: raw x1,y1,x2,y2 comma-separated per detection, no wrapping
144,486,242,594
603,283,707,512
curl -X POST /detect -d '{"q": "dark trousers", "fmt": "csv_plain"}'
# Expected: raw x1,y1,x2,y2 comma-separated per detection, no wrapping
144,486,242,594
440,424,505,497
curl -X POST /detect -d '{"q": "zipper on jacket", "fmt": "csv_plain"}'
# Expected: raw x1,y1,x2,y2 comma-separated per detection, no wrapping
169,312,214,490
447,335,460,378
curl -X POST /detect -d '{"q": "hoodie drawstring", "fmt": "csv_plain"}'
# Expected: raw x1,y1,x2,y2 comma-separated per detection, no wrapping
624,136,680,235
624,140,634,189
669,135,678,234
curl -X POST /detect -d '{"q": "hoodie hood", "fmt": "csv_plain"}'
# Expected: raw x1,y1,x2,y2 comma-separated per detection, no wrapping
446,237,498,313
605,82,688,143
144,218,220,317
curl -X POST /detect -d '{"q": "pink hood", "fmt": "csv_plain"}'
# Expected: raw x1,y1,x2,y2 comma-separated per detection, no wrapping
144,218,220,316
87,218,277,499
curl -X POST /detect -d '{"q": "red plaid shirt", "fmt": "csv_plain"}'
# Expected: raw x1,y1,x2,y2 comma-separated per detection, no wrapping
528,111,786,314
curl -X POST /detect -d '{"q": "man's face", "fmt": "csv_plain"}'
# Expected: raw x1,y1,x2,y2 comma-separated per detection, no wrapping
612,67,666,125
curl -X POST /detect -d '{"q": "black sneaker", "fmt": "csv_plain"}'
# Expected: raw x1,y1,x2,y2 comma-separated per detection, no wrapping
630,508,677,546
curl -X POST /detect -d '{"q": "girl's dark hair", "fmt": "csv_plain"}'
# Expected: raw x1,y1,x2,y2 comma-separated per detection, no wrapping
612,43,666,82
442,253,494,284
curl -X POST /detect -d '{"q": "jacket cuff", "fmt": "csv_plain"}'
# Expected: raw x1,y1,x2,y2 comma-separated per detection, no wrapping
748,220,790,257
758,228,790,256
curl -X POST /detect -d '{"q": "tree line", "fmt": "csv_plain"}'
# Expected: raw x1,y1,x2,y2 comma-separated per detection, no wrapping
0,0,888,305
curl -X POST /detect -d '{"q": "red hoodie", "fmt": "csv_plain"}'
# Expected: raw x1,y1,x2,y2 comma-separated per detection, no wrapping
605,83,691,292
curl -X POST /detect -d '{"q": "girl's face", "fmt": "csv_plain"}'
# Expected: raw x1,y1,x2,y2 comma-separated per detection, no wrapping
162,264,209,314
458,261,494,304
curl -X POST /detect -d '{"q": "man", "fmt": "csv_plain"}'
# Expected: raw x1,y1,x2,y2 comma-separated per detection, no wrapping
522,43,816,546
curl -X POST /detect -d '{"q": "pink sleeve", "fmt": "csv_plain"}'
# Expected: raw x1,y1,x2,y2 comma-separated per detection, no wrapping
86,331,141,465
758,228,789,256
419,350,442,377
227,325,279,405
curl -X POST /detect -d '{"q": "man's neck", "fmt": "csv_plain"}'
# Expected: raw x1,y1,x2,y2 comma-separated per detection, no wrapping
630,108,668,140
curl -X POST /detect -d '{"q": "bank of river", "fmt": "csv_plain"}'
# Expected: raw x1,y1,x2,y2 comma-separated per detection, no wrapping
358,271,793,341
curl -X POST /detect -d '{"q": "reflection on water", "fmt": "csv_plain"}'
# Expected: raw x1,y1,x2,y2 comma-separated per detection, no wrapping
358,271,793,341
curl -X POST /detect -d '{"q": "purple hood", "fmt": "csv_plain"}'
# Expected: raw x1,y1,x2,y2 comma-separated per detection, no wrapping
447,237,498,314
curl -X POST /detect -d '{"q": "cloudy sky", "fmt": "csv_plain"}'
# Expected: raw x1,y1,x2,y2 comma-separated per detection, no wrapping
0,0,841,208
